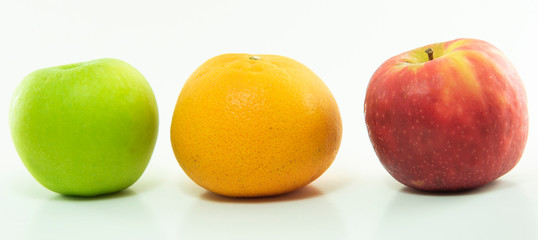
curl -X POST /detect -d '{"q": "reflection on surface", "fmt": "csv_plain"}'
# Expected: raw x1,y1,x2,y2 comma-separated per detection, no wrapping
179,186,345,240
374,180,537,240
24,190,162,239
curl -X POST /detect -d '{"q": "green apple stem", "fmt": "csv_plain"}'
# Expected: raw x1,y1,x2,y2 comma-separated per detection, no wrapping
425,48,434,61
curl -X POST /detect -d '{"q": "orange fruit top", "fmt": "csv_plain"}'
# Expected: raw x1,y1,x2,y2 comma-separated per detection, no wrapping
170,54,342,197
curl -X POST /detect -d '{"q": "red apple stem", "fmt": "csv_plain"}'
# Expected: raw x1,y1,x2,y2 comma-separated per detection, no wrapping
425,48,434,61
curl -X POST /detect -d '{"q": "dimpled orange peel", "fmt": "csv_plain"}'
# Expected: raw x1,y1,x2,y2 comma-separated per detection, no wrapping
170,54,342,197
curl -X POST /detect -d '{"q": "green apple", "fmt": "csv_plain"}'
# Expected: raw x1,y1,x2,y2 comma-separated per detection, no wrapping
9,58,159,197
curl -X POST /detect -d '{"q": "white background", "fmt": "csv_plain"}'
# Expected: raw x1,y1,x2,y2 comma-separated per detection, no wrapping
1,0,537,239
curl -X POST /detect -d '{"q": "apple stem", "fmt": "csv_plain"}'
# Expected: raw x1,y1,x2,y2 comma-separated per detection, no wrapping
425,48,434,61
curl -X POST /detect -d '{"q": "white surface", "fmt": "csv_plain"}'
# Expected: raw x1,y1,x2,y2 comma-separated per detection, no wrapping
1,0,537,239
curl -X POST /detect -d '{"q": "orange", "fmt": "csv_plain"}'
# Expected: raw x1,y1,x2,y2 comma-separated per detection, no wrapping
170,54,342,197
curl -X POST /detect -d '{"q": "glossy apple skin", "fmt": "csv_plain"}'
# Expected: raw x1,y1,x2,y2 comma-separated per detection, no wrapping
364,39,528,191
9,59,159,196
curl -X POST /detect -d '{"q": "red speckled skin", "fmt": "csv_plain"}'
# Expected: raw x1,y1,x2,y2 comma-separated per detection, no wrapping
364,39,528,191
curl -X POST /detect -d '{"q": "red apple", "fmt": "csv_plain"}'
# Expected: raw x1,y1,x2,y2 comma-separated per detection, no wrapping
364,38,528,191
